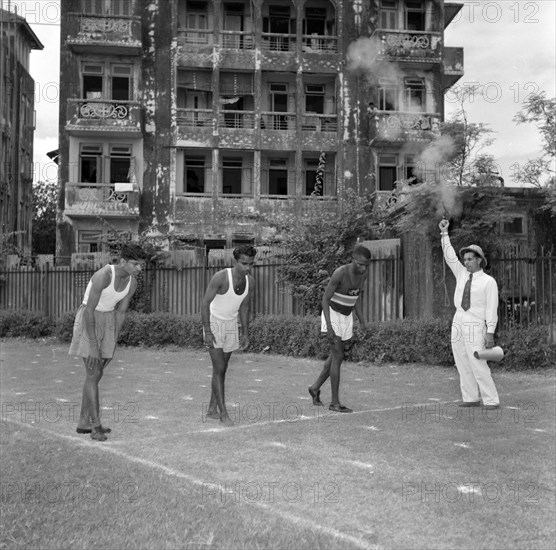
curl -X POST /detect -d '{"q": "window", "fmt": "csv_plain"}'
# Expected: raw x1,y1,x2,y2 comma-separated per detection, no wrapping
80,0,134,16
222,157,243,194
268,158,288,195
503,217,526,235
78,231,102,253
82,63,132,101
79,144,135,185
304,6,326,35
305,84,325,114
185,156,206,193
405,78,425,112
109,145,132,184
406,1,425,31
380,0,397,29
404,155,422,184
378,154,398,191
269,83,289,129
263,5,294,51
378,80,398,111
79,144,102,183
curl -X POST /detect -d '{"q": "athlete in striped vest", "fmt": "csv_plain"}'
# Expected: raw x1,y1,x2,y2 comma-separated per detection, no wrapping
308,245,372,413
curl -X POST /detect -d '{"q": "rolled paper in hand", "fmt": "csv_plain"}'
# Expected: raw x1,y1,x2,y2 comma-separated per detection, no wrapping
474,346,504,362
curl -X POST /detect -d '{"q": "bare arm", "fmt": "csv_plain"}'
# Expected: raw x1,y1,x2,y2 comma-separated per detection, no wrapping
83,266,111,360
115,278,138,339
322,267,343,340
353,290,367,326
238,275,254,350
200,271,227,346
439,219,464,277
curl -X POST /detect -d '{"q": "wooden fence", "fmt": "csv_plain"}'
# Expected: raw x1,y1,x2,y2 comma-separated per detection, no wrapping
2,249,552,343
490,255,555,343
0,247,403,323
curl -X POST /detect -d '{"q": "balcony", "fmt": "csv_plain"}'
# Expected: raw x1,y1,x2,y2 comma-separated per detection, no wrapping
302,34,338,53
65,183,140,218
66,13,142,55
66,99,142,137
443,47,464,89
301,114,337,133
370,29,442,66
221,30,254,50
369,111,440,144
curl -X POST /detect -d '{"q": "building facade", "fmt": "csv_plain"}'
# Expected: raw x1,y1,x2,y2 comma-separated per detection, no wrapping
0,8,43,253
56,0,463,256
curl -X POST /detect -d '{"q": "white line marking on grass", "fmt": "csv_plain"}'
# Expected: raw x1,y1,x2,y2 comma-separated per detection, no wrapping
268,442,287,448
145,415,159,420
7,415,374,546
340,459,374,471
365,426,380,431
532,429,547,433
14,392,26,395
428,398,440,401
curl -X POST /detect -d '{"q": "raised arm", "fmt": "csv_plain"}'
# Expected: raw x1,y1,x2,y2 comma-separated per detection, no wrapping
439,219,464,277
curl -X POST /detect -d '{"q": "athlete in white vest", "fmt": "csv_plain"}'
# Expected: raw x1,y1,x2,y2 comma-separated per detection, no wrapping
69,244,145,441
201,245,256,426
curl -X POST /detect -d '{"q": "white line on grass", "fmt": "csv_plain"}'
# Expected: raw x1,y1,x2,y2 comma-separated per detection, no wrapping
5,419,379,550
190,403,432,434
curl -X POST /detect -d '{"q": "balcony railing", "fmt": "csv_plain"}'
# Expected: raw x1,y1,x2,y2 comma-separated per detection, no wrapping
221,30,254,50
219,111,255,129
261,112,296,130
302,34,338,53
66,13,142,54
301,114,337,132
65,183,140,218
177,28,214,47
176,108,213,128
261,33,296,52
371,29,442,62
369,111,441,142
66,99,141,134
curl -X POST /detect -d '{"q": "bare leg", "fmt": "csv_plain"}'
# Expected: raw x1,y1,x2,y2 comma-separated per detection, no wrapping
208,349,233,426
329,340,345,407
311,355,332,391
78,358,111,431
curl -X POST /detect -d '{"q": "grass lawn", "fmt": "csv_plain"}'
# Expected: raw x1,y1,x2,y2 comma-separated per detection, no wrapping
1,338,555,550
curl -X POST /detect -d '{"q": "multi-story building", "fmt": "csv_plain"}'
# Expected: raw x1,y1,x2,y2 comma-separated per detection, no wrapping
0,8,43,253
56,0,463,256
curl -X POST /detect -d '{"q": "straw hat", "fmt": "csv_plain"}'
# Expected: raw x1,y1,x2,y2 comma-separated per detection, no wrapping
459,244,487,267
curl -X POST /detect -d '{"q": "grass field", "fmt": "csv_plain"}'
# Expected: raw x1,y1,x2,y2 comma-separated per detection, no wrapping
1,338,555,550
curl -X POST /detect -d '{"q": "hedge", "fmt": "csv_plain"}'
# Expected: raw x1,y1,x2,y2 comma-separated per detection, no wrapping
1,309,554,370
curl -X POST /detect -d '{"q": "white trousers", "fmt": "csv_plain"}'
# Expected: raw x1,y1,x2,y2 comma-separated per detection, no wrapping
451,311,499,405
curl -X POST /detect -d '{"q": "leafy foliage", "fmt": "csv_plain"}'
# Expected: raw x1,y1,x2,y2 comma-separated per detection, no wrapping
388,181,517,258
512,92,556,205
269,189,378,314
32,180,57,255
431,86,500,187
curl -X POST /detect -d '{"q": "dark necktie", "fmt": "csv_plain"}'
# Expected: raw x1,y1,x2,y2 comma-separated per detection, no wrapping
461,273,473,311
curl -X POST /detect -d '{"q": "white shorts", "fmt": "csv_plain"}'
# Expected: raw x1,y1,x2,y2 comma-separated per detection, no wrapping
206,315,240,353
321,308,353,342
